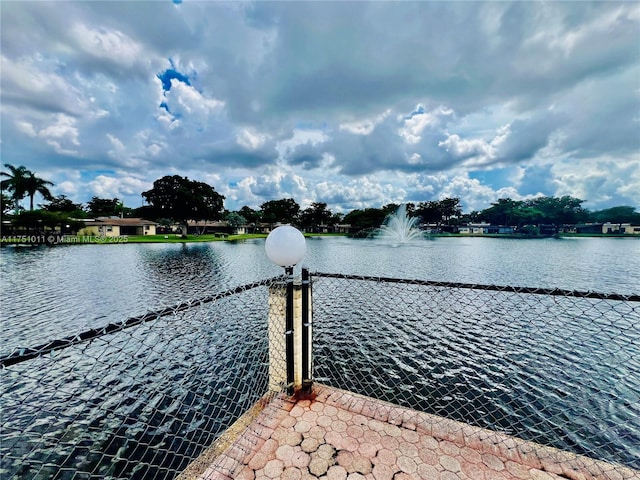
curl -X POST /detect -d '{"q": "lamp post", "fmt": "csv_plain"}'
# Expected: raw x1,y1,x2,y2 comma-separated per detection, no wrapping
265,226,307,395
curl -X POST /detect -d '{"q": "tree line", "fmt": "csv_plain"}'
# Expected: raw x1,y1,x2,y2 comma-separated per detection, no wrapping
2,165,639,234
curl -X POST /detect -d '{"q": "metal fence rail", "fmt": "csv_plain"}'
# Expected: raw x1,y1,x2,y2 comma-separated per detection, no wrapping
310,272,640,474
0,277,287,480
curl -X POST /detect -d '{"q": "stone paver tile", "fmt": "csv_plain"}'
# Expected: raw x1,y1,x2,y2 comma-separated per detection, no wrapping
309,457,331,476
284,431,303,446
440,454,462,473
399,443,419,459
301,436,320,452
259,438,279,454
379,435,399,450
302,410,318,422
374,448,396,466
281,467,301,480
306,425,326,440
382,423,401,437
235,467,255,480
483,452,506,472
337,409,353,422
262,459,284,479
461,460,489,480
357,442,379,458
290,405,305,418
351,455,373,475
371,463,396,480
248,451,270,470
335,434,360,452
318,414,334,427
441,471,464,480
505,460,532,479
275,444,296,466
401,428,420,444
393,474,413,480
325,430,344,448
397,455,417,474
291,450,311,469
281,415,297,428
326,465,348,480
417,463,441,479
294,420,312,433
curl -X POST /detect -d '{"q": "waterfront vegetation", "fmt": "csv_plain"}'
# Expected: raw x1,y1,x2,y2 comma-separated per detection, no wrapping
2,164,639,243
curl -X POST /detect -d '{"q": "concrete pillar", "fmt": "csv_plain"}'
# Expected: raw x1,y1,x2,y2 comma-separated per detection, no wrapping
268,279,311,393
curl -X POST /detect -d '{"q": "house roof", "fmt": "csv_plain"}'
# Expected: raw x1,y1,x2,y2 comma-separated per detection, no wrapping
94,217,158,226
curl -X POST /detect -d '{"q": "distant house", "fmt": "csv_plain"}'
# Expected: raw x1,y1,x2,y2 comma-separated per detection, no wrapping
186,220,230,235
79,217,158,236
573,222,640,234
459,223,514,234
602,222,640,235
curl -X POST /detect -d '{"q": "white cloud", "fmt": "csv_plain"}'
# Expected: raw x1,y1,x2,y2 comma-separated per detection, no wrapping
339,109,391,135
236,128,269,150
164,80,225,120
550,156,640,208
88,174,149,199
0,1,637,214
399,105,453,145
70,23,145,69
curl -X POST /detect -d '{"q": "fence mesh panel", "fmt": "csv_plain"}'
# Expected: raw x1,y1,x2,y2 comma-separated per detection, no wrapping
0,277,288,480
310,273,640,474
3,272,639,479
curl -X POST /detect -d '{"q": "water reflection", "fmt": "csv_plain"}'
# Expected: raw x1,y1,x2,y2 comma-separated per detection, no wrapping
135,243,228,303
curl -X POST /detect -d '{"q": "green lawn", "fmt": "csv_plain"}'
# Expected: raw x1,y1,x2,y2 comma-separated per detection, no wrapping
125,232,347,243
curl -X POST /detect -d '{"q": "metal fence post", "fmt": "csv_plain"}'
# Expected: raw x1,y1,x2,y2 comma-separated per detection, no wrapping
285,266,295,395
302,267,312,392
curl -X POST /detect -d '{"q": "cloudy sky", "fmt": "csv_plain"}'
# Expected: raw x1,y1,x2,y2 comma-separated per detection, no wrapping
1,1,638,214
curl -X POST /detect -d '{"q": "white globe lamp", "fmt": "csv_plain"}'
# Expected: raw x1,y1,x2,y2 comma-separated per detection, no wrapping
265,225,306,267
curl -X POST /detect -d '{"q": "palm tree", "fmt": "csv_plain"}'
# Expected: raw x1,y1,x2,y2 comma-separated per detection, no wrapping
1,164,30,214
0,164,54,212
24,172,54,210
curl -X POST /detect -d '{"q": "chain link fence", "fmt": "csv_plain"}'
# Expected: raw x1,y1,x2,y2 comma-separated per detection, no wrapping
0,276,289,480
3,270,639,479
310,272,640,475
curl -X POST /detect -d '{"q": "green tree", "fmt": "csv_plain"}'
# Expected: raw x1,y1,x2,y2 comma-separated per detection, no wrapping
590,206,640,224
225,211,247,229
142,175,225,234
415,199,461,229
1,164,31,213
260,198,300,226
343,208,386,232
415,201,442,225
299,202,334,231
480,198,524,225
12,210,85,234
86,197,121,217
438,198,463,223
41,195,83,213
24,172,54,210
239,206,261,224
526,196,587,224
1,192,15,216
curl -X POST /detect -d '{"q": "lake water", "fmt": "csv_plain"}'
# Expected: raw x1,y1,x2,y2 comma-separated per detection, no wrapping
2,236,639,354
1,236,639,477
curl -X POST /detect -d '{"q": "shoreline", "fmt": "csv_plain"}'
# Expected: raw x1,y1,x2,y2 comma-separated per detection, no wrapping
1,232,638,247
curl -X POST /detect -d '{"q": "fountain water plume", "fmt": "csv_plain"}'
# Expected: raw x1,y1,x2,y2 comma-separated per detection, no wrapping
376,204,425,244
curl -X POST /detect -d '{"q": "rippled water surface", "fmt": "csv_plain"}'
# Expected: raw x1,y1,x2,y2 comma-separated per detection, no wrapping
1,236,639,477
2,237,638,352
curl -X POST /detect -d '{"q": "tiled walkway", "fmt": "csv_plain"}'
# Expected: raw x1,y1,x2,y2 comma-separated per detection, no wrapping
179,385,639,480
